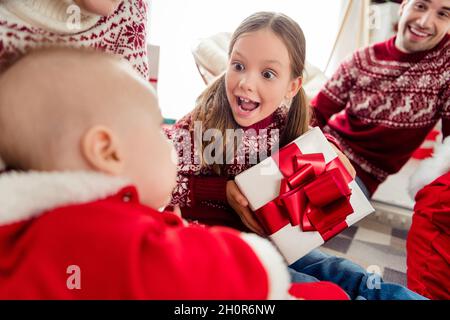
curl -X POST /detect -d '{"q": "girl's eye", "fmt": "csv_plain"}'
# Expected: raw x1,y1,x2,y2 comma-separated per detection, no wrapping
262,70,276,79
232,62,244,71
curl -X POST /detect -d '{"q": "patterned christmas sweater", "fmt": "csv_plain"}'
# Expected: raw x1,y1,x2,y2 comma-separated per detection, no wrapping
311,35,450,196
0,0,149,79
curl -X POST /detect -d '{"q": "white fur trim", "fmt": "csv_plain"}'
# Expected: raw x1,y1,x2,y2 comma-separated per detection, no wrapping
240,233,290,300
409,137,450,198
0,171,129,226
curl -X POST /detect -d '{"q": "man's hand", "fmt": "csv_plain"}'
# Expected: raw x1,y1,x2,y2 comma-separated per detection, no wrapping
330,144,356,178
226,180,265,236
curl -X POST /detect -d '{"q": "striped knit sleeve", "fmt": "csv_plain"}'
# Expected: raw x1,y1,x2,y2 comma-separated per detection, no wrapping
164,115,229,208
164,116,199,208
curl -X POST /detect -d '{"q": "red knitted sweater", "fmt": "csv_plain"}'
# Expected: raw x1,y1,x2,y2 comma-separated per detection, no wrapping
311,35,450,196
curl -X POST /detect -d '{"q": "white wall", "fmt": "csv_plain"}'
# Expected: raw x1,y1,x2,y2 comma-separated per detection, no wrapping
149,0,342,120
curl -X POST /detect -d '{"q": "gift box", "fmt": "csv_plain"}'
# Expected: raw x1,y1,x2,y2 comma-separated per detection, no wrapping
235,127,375,264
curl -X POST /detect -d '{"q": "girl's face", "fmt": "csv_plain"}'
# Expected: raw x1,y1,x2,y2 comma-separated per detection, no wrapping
225,29,301,127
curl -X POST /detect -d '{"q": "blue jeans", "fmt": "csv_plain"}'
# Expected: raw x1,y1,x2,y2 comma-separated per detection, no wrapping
288,249,427,300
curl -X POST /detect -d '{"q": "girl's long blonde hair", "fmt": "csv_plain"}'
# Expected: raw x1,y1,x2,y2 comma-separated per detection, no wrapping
191,12,309,174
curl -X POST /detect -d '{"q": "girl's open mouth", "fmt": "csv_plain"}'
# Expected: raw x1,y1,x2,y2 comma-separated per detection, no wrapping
237,96,260,113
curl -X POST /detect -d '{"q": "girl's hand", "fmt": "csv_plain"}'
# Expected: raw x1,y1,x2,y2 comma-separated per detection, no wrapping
330,144,356,178
74,0,122,16
226,180,265,236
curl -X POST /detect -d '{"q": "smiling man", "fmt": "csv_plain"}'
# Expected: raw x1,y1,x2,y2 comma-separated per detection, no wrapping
311,0,450,197
396,0,450,52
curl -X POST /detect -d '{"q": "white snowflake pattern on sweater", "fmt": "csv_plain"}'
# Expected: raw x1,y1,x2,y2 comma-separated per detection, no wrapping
324,43,449,128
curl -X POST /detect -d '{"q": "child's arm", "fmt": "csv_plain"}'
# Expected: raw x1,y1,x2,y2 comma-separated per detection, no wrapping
132,213,290,299
174,174,228,207
170,157,264,234
165,117,229,208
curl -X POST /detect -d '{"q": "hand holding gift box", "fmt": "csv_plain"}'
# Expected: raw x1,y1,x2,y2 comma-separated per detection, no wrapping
235,127,375,264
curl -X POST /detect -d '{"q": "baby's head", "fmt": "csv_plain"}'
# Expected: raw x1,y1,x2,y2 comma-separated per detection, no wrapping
0,47,177,209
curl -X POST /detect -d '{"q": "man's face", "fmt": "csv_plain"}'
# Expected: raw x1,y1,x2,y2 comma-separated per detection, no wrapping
396,0,450,53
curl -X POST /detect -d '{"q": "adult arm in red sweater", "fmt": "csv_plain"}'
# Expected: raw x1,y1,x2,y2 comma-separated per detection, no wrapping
310,55,357,128
312,53,450,140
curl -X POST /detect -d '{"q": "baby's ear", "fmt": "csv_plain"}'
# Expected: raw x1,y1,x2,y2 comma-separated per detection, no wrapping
81,126,124,175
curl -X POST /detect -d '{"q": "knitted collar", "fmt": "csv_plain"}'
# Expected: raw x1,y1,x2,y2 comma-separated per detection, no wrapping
0,170,129,226
1,0,101,34
385,34,449,63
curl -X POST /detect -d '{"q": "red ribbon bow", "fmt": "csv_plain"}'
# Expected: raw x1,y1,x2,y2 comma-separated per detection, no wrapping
255,143,354,241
